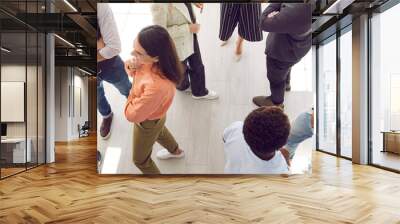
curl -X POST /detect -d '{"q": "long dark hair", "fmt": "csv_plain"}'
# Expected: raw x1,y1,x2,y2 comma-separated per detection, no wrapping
137,25,183,85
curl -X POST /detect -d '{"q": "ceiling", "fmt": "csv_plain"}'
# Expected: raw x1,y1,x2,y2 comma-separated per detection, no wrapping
312,0,390,43
0,0,96,74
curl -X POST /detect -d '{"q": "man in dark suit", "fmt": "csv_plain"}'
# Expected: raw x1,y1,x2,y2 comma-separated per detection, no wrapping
253,3,312,108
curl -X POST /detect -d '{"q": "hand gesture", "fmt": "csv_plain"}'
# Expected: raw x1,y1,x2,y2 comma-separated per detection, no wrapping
268,11,279,18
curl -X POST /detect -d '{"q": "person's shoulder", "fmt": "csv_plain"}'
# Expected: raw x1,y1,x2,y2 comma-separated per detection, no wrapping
144,73,175,91
97,3,110,13
226,121,244,134
223,121,244,142
230,121,244,129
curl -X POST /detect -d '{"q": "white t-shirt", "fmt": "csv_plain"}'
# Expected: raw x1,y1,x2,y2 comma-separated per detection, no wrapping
98,3,121,59
223,121,290,174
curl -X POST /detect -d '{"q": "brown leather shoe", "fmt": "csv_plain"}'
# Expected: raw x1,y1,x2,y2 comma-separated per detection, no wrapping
252,96,284,109
100,112,113,139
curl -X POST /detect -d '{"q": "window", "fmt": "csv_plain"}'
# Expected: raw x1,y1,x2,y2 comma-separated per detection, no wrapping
370,2,400,171
339,27,352,158
317,35,337,155
0,1,47,179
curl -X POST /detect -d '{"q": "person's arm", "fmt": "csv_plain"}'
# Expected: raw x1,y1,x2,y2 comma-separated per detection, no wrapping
97,38,106,62
223,122,243,174
97,3,121,60
222,124,233,143
124,85,164,123
223,121,242,143
260,3,311,34
151,4,192,39
261,3,282,19
280,148,291,166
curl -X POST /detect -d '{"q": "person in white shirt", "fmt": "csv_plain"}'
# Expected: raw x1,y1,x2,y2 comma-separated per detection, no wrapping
223,106,291,174
97,4,132,171
97,3,132,140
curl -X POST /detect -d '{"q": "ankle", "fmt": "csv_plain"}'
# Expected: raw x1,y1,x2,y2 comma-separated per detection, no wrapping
172,148,182,155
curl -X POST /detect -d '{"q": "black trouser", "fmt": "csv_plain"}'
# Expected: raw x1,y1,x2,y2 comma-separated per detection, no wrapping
286,72,290,85
177,35,208,97
266,56,295,104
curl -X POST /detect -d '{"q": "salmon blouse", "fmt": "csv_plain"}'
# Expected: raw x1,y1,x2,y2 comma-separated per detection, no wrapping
124,67,176,124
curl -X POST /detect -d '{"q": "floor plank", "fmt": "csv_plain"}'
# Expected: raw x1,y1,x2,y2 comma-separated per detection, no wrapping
1,135,400,223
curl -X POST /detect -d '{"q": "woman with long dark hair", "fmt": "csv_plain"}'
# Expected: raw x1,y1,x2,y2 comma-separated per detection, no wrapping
124,25,185,174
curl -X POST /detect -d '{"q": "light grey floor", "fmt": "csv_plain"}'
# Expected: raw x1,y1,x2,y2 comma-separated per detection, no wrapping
98,3,314,174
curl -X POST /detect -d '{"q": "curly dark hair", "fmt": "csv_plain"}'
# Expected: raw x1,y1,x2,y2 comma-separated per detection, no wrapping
243,106,291,159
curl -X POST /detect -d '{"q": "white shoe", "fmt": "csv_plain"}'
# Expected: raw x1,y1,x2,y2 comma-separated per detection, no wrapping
235,53,242,62
220,40,229,46
156,148,185,160
178,87,192,95
192,90,219,100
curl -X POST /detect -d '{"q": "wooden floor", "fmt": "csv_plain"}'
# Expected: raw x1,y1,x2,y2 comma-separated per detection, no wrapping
1,135,400,223
1,167,26,178
372,150,400,171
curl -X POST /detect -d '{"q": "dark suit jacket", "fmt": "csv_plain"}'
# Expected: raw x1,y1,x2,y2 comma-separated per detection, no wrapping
260,3,312,63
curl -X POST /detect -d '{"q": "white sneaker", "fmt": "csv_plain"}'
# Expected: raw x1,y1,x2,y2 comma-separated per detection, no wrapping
156,148,185,160
220,40,229,46
235,53,242,62
192,90,219,100
178,87,192,95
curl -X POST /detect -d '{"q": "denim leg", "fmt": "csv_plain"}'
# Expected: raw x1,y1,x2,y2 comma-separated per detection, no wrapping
285,112,314,159
111,64,132,98
100,56,132,99
97,78,112,117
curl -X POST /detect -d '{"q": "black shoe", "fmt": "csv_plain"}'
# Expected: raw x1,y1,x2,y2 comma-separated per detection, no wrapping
97,151,102,173
97,150,102,162
176,83,190,92
100,112,113,139
285,82,291,92
252,96,284,109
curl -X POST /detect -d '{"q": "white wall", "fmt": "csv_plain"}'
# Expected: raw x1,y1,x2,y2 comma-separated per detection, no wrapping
54,66,89,141
55,66,69,141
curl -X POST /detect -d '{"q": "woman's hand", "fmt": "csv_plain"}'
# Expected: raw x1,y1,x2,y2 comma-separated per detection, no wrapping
125,58,138,77
97,38,105,50
194,3,203,13
189,23,200,33
194,3,203,9
268,11,279,18
97,38,106,62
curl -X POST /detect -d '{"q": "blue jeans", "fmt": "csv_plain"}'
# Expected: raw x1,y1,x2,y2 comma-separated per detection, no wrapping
97,56,132,116
285,111,314,159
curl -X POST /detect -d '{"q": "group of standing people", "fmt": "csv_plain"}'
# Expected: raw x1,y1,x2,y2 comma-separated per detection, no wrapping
97,2,313,174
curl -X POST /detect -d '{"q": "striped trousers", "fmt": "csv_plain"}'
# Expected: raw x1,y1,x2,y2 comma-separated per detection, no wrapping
219,3,263,42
